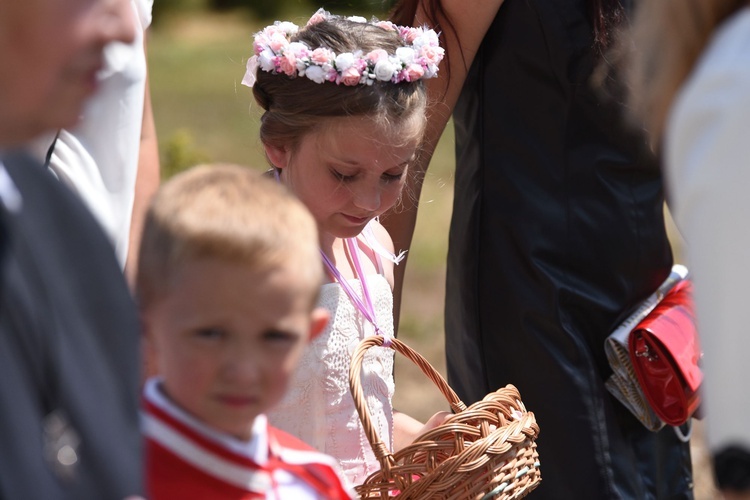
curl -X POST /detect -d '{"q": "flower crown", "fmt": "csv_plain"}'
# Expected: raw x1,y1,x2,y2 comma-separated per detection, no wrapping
241,8,445,88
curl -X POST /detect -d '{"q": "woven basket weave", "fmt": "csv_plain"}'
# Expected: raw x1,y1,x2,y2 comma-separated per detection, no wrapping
349,336,541,499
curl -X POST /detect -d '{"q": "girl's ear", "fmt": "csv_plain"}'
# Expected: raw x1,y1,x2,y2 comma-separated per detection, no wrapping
264,143,290,170
309,307,329,342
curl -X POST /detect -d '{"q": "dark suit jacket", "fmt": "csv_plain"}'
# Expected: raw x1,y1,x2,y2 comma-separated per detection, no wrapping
0,150,142,499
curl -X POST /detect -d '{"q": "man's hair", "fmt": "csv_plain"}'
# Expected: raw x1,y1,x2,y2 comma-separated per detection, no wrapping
136,163,322,308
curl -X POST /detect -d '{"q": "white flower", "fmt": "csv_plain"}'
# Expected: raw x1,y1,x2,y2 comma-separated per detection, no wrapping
258,48,276,72
304,65,327,84
288,42,309,58
347,15,367,23
335,52,355,71
395,47,415,65
423,64,438,79
412,29,439,49
373,59,396,81
275,21,298,36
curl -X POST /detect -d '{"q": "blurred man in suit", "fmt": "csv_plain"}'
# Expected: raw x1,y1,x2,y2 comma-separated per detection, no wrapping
0,0,144,497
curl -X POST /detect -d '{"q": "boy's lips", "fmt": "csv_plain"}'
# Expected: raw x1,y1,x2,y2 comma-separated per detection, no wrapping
216,395,259,407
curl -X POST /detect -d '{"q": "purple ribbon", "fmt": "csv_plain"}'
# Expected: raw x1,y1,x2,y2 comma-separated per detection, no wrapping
320,239,392,346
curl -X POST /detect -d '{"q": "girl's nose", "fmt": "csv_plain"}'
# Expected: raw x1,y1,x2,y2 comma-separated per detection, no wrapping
353,184,381,212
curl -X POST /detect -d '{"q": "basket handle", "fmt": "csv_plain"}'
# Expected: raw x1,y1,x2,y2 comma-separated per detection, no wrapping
348,336,467,469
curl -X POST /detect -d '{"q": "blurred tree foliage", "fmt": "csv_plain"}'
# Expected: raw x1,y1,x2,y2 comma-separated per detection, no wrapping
154,0,398,24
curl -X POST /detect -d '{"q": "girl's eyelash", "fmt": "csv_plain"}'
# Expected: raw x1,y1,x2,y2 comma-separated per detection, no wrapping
331,167,405,182
382,172,404,182
331,169,355,182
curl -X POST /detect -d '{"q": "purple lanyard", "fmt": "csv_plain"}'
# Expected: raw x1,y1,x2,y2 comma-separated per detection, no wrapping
320,238,392,346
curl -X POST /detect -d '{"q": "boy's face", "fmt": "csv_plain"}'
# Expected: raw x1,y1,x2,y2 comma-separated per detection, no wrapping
144,257,326,440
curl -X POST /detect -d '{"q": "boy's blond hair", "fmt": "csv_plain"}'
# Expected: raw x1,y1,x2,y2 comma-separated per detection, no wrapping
137,164,322,308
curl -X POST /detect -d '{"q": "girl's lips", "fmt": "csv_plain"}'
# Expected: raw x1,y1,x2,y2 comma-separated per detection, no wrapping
342,214,369,225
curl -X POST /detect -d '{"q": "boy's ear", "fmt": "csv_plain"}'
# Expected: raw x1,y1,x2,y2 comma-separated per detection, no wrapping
309,307,329,342
264,143,290,170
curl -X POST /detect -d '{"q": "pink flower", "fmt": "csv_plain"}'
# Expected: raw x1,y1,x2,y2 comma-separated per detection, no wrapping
375,21,396,31
366,49,389,64
278,53,297,76
403,63,424,82
399,27,419,44
419,45,444,66
253,36,268,55
268,33,288,53
339,66,361,86
307,12,327,26
311,47,334,65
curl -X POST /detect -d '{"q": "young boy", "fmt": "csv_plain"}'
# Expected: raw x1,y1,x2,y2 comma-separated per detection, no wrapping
136,164,354,499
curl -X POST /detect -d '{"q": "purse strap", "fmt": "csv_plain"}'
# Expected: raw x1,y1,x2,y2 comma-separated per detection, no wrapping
674,420,693,443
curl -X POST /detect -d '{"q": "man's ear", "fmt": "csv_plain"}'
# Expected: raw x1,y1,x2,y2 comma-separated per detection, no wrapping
264,143,290,170
309,307,329,342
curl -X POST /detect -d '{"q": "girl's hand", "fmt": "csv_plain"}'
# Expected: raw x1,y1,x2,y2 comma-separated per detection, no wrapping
421,411,452,433
393,410,452,451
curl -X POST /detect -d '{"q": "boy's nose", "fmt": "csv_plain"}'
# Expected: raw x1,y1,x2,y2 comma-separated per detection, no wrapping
222,353,260,383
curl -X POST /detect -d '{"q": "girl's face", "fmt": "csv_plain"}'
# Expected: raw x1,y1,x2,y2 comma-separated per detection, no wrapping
266,116,421,241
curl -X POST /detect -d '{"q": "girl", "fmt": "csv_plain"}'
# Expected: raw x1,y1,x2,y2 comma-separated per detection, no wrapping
242,9,448,486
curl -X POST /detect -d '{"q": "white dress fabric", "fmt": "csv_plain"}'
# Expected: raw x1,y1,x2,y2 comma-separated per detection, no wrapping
665,7,750,452
268,273,395,487
29,0,153,268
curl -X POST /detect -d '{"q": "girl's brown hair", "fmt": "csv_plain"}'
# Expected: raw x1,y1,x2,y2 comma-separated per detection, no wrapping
252,16,427,152
389,0,626,63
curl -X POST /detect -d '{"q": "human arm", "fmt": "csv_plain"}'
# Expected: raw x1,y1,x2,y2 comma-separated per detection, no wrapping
382,0,504,330
125,49,160,288
664,22,750,496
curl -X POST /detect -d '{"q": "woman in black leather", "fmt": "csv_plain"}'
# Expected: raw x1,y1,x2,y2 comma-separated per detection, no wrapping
385,0,694,497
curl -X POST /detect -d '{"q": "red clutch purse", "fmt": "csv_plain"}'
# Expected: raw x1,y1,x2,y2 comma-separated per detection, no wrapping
628,279,702,428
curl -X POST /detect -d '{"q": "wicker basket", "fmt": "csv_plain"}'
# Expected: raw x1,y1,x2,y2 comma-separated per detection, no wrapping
349,336,541,499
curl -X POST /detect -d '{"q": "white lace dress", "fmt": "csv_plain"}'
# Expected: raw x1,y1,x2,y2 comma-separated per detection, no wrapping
268,274,395,487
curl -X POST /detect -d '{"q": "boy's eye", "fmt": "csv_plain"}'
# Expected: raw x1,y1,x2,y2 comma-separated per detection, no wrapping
195,327,226,340
263,329,298,344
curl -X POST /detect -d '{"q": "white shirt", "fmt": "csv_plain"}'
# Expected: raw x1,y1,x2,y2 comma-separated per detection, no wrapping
665,7,750,452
